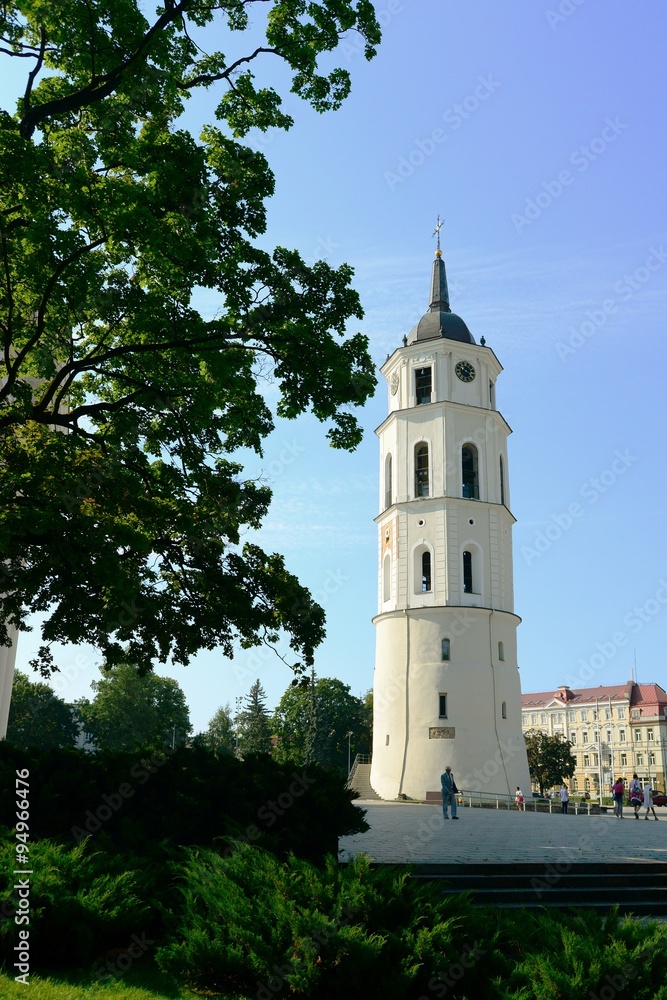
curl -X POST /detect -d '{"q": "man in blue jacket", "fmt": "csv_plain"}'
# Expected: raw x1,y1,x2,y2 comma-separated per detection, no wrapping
441,766,459,819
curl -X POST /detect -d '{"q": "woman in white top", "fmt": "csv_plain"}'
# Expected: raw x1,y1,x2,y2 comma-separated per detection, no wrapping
643,781,659,820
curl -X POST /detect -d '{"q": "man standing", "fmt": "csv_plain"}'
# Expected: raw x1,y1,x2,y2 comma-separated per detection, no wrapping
559,784,569,815
441,766,459,820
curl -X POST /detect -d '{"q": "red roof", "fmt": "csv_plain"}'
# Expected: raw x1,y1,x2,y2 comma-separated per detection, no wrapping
522,681,667,716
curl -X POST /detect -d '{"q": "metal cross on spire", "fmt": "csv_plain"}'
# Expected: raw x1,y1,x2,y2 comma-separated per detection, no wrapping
432,214,444,254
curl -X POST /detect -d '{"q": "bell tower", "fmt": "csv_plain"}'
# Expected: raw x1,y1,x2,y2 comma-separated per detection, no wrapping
369,237,531,800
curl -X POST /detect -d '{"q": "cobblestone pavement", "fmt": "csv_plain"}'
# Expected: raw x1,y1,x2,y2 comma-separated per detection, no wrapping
338,801,667,865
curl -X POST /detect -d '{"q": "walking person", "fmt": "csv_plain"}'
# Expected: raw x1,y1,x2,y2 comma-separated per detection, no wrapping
559,784,569,815
515,787,525,811
629,773,643,819
643,779,659,821
612,776,625,818
441,766,459,820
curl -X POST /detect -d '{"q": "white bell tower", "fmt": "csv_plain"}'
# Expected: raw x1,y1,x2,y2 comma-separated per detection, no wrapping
370,239,531,800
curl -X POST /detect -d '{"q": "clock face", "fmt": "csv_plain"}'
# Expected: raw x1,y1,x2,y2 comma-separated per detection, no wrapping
455,360,476,383
389,372,399,395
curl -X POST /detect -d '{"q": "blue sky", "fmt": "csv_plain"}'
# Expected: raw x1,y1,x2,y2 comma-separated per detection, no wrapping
10,1,667,733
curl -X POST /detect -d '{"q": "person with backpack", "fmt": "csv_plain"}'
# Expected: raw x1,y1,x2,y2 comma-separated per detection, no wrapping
629,773,643,819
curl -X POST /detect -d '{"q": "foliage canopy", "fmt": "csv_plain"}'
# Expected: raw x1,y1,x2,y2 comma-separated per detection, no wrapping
524,728,576,795
0,0,380,677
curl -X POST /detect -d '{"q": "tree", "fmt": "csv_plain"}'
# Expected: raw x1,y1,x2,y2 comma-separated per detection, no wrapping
5,670,79,750
76,662,192,751
272,676,371,773
524,729,575,795
198,703,236,756
236,678,271,756
0,1,380,679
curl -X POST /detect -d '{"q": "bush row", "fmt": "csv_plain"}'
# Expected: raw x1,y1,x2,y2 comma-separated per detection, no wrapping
0,742,367,862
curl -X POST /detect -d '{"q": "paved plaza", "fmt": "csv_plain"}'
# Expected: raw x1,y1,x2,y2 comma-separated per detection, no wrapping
338,801,667,866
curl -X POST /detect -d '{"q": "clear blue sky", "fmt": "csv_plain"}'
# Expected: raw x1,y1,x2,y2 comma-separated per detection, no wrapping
11,1,667,733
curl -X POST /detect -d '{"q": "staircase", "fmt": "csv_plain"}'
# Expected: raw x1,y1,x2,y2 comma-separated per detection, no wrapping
410,862,667,915
347,755,381,800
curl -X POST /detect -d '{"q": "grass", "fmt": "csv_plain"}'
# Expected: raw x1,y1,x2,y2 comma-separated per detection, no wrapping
0,963,231,1000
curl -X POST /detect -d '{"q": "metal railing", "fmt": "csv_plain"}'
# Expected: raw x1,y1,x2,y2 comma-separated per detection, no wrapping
456,789,603,814
347,753,371,783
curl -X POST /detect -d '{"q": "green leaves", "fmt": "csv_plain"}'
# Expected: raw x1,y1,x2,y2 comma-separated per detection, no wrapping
0,0,379,675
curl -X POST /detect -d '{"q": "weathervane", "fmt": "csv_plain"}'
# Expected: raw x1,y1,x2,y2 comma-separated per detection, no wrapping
432,214,444,253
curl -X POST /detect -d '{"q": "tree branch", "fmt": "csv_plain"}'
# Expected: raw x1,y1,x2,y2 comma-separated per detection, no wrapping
22,26,46,116
182,45,278,89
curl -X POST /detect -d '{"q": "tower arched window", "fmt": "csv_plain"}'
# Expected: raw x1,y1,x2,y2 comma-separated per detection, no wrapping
415,443,429,497
462,444,479,499
421,551,431,592
383,553,391,603
499,455,505,506
441,638,451,661
463,550,473,593
384,453,393,509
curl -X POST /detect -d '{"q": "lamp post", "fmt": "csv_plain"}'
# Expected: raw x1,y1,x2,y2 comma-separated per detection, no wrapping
346,731,353,775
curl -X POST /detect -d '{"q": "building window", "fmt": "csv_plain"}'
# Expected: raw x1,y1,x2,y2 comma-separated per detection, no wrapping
382,553,391,603
632,709,640,718
634,729,642,743
441,638,450,661
498,641,505,661
384,453,392,509
581,730,588,744
604,709,612,720
619,729,626,743
572,777,578,792
439,694,447,718
636,754,644,766
606,729,612,743
647,728,654,742
592,710,598,721
649,752,656,766
415,366,432,405
531,713,537,724
415,443,429,497
617,708,625,719
583,754,590,767
593,729,599,743
462,444,479,499
489,380,496,408
421,551,432,592
570,731,577,744
499,455,505,505
580,710,588,722
501,701,507,719
568,711,576,722
620,753,627,766
462,550,473,593
385,734,390,746
541,713,547,724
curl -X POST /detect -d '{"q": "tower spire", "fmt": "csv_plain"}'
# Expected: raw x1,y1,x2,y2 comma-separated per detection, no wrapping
430,214,450,312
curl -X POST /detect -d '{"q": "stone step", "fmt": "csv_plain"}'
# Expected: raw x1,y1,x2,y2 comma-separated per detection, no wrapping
347,763,381,800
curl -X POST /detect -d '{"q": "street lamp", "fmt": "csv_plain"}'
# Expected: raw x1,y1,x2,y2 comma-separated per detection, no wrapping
345,731,353,775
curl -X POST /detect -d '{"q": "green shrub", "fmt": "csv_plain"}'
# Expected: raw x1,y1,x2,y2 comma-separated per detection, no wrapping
0,834,160,971
0,743,367,863
156,844,486,999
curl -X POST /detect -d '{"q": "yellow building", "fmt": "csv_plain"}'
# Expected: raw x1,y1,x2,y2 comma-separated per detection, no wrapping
521,681,667,796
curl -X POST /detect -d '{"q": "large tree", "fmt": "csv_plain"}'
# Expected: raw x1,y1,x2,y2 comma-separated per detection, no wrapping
272,675,371,773
198,702,236,756
6,670,79,750
524,729,576,795
76,662,192,751
0,0,379,679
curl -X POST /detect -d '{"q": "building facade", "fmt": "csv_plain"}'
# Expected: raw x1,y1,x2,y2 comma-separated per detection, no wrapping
369,245,531,800
521,682,667,794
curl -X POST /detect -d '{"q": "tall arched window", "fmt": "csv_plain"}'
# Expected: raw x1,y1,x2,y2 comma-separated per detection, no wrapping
384,453,393,509
498,641,505,661
462,444,479,499
383,553,391,603
415,443,429,497
441,638,451,661
421,551,431,592
499,455,505,506
463,550,473,593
